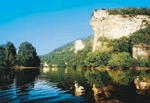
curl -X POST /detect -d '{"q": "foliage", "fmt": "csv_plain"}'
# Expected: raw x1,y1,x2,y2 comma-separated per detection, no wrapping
108,52,133,68
17,42,40,67
5,42,16,66
131,56,149,67
0,45,6,66
129,25,150,46
0,42,17,67
40,35,93,68
107,36,131,53
84,51,110,67
107,7,150,16
69,45,92,68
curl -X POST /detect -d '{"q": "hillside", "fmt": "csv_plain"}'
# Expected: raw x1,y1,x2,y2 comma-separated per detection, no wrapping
40,35,93,67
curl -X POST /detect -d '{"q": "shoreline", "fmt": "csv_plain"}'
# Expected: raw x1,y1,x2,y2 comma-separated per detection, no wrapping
1,66,150,70
11,66,40,69
80,66,150,71
0,66,40,69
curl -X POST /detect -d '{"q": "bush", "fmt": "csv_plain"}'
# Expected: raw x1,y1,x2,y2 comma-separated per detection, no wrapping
101,8,106,10
108,52,133,68
107,36,131,53
129,25,150,46
131,56,149,67
85,51,110,67
107,7,150,16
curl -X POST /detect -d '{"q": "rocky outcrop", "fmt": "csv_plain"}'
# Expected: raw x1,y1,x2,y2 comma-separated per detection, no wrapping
74,40,85,53
132,44,150,59
90,10,150,52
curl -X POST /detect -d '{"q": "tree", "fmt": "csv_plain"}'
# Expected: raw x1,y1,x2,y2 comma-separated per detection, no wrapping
5,41,16,66
84,51,110,67
0,45,6,66
108,52,133,68
17,42,40,67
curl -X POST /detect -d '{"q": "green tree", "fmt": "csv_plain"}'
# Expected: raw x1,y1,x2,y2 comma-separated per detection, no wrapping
132,56,149,67
69,46,92,68
17,42,40,67
107,36,131,53
85,51,110,67
0,45,6,66
5,42,16,66
108,52,133,68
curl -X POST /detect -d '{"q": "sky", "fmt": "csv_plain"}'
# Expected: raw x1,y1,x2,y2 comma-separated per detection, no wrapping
0,0,150,55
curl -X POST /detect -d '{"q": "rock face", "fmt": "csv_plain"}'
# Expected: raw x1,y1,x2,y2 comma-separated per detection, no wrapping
74,40,85,53
90,10,150,52
132,44,149,59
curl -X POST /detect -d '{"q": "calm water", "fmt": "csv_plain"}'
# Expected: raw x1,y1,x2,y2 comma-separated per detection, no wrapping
0,67,150,103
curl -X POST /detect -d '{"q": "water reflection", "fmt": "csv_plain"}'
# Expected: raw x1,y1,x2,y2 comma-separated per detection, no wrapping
51,67,58,72
15,69,39,102
43,67,49,73
74,82,85,96
0,68,14,90
1,67,150,103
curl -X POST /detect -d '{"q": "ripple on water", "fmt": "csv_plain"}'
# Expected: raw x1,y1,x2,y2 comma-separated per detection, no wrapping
0,76,83,103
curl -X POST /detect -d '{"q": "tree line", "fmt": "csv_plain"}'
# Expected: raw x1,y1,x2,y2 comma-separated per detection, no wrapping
107,7,150,16
0,41,40,67
91,7,150,18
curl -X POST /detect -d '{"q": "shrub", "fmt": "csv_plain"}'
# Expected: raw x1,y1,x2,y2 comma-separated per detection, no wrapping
85,51,110,67
107,7,150,16
131,56,149,67
108,52,133,68
101,8,106,10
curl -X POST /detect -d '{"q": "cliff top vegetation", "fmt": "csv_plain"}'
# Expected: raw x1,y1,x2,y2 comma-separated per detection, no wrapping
91,7,150,18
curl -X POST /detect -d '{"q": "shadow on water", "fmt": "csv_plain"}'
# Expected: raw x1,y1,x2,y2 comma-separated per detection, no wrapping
0,68,40,103
0,67,14,90
15,68,40,102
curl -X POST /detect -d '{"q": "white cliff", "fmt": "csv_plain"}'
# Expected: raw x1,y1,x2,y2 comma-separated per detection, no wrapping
74,39,85,53
90,10,150,52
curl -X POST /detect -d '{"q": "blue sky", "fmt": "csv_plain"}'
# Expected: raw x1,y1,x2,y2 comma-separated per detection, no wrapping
0,0,150,55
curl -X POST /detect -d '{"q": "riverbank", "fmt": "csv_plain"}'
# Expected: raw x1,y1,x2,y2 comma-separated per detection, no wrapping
11,66,39,69
80,66,150,71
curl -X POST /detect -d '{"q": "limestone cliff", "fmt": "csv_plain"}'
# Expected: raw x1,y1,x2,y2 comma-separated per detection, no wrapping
74,39,85,53
90,10,150,52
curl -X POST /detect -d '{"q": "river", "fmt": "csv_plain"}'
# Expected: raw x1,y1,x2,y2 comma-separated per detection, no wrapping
0,67,150,103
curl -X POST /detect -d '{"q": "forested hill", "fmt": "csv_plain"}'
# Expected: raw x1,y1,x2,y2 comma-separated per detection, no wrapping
40,35,93,67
